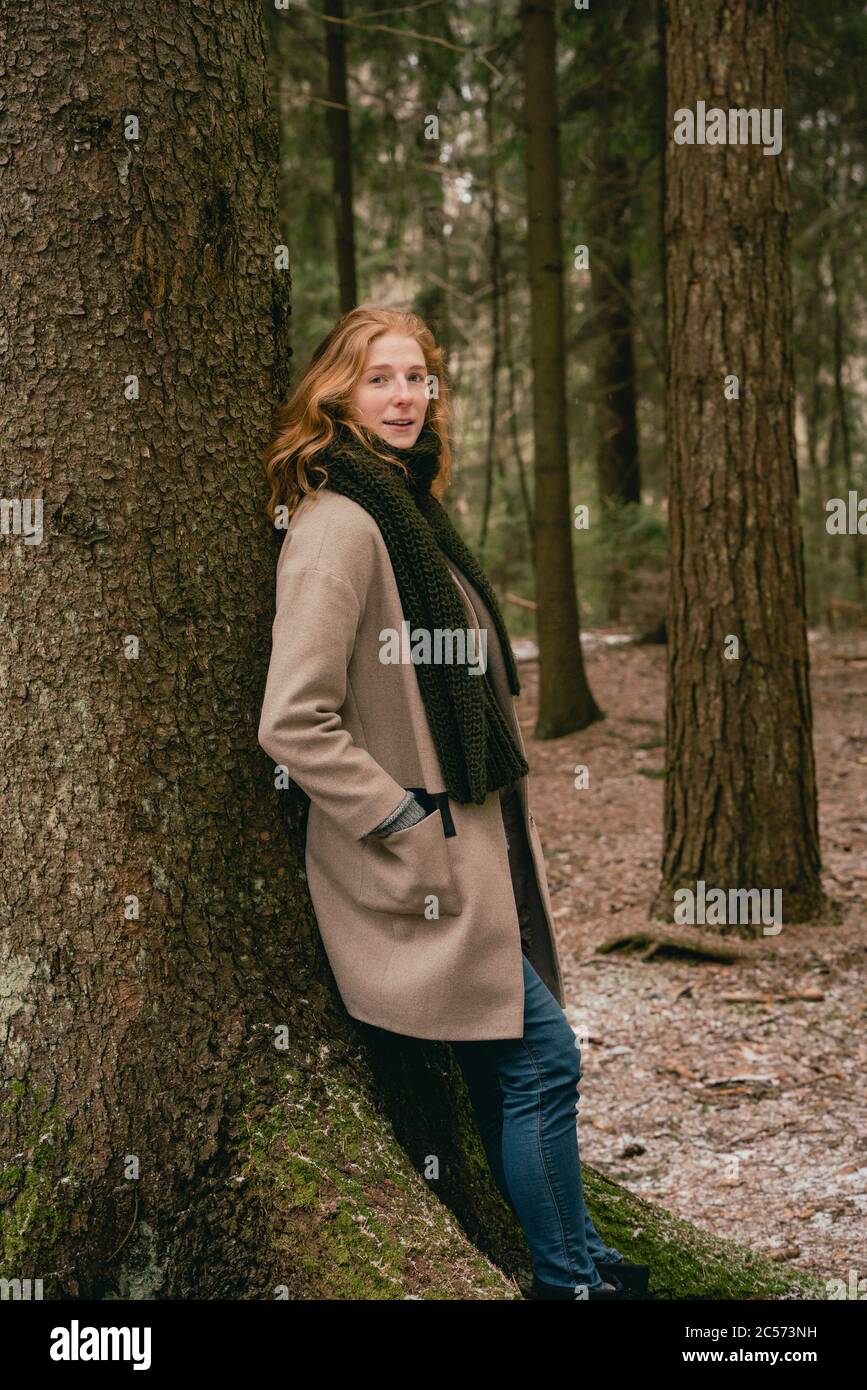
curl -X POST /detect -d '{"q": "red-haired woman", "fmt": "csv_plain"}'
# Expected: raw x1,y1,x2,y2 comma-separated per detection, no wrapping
258,306,644,1300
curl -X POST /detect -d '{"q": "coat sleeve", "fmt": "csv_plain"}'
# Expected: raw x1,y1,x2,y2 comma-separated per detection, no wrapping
257,554,409,841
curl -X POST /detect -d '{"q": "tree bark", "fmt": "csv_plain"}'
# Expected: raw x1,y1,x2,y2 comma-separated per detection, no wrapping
803,254,829,627
657,0,823,923
829,239,864,601
520,0,602,735
0,0,508,1299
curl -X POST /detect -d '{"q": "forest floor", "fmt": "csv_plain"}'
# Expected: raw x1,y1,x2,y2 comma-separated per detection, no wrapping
514,626,867,1292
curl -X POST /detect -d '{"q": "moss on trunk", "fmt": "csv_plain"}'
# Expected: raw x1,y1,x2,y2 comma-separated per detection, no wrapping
3,1042,825,1299
237,1041,825,1301
239,1049,521,1300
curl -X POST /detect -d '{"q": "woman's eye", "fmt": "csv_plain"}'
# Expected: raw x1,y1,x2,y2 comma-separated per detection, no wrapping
368,372,425,385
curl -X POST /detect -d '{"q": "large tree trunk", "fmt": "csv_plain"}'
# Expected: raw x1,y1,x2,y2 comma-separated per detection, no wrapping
520,0,602,736
0,0,511,1299
656,0,823,922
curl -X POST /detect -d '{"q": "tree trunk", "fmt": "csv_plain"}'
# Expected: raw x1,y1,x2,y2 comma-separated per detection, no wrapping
569,0,643,626
591,230,641,513
656,0,823,923
500,247,535,554
479,0,504,557
590,158,641,625
829,240,864,602
0,0,508,1299
324,0,359,313
803,254,828,627
520,0,602,736
412,10,456,362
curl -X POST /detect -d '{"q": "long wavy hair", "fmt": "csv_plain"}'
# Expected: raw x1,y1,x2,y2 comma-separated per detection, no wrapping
263,307,455,526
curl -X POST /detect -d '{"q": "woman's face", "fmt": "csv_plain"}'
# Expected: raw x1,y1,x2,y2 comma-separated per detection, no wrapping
349,333,429,447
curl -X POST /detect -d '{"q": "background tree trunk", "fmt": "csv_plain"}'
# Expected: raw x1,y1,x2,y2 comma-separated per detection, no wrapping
657,0,823,922
412,8,456,362
324,0,359,313
479,0,504,557
590,161,641,626
803,252,829,626
829,238,864,602
591,227,641,514
500,247,536,553
520,0,602,736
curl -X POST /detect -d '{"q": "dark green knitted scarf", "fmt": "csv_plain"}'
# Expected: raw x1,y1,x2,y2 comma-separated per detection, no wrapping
316,418,529,805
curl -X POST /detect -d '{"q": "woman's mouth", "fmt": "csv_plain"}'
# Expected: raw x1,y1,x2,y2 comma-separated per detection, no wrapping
383,419,414,431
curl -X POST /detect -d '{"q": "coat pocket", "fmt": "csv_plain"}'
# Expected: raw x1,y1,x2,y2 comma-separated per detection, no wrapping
358,807,462,918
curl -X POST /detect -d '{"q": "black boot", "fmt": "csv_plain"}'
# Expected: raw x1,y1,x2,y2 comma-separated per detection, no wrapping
529,1275,644,1301
595,1260,650,1295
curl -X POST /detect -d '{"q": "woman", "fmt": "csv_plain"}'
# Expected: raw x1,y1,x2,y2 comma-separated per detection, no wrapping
258,306,646,1301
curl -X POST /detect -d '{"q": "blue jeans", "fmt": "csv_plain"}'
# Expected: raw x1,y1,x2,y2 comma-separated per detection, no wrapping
450,954,623,1291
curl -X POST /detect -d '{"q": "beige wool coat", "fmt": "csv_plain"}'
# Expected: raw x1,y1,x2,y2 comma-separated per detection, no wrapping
257,486,566,1041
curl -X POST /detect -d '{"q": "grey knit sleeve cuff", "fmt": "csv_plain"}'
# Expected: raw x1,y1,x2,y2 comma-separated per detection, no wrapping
368,790,429,837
